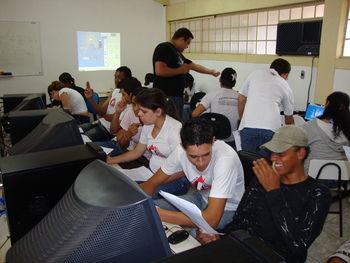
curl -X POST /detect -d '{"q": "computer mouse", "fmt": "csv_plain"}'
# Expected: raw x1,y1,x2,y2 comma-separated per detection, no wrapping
167,229,189,244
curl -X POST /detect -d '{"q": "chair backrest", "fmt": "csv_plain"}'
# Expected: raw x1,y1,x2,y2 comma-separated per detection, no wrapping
308,159,350,181
190,92,206,110
200,112,231,139
237,150,272,189
86,92,99,120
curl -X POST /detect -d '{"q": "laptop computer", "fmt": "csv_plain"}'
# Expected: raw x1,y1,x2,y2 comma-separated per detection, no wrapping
304,103,325,121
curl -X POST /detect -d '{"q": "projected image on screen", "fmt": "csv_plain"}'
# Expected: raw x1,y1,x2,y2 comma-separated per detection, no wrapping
77,31,120,71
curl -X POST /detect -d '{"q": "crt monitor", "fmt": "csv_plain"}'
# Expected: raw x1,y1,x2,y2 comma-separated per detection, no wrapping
3,108,66,145
304,103,325,121
6,159,172,263
0,94,46,135
1,142,106,244
1,93,46,114
8,93,46,112
8,109,83,156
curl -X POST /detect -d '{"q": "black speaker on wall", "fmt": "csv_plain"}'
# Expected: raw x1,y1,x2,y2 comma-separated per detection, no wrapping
0,142,106,245
276,20,322,56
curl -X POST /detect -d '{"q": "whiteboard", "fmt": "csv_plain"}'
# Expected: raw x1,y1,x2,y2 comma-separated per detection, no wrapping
0,21,42,76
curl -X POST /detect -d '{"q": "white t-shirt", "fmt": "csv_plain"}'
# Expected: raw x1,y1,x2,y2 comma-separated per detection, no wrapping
161,140,245,211
59,87,87,115
200,88,239,141
99,89,122,133
139,115,182,173
238,68,294,132
117,109,151,159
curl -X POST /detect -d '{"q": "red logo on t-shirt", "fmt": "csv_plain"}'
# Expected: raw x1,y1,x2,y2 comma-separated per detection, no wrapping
110,98,116,107
148,144,166,158
192,175,211,191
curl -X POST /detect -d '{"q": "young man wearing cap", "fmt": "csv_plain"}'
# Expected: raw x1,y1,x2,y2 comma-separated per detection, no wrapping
238,58,295,157
196,125,332,263
141,117,245,235
192,67,239,144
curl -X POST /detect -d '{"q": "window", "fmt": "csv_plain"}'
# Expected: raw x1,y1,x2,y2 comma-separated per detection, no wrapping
170,3,324,55
343,4,350,56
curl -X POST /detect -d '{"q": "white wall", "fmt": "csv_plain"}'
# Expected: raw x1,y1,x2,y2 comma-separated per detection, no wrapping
334,69,350,96
0,0,165,101
190,59,317,112
1,0,348,111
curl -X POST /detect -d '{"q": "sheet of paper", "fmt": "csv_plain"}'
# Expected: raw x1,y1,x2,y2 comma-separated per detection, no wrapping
233,130,242,151
343,146,350,162
120,166,154,181
101,147,113,156
159,190,220,235
81,134,91,143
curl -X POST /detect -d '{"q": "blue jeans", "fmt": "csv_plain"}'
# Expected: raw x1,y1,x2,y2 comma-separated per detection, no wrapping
73,115,90,125
79,121,114,141
94,140,123,157
167,96,184,121
138,176,190,201
154,191,235,237
240,128,274,157
182,104,192,122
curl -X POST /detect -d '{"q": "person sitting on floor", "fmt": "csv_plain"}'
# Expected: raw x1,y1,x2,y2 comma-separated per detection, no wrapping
140,117,245,236
107,88,190,199
327,238,350,263
196,125,332,263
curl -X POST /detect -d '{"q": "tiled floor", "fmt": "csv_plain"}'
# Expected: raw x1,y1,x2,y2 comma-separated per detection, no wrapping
306,197,350,263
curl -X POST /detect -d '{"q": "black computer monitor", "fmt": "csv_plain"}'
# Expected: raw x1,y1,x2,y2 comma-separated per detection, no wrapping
1,93,46,114
6,159,172,263
0,143,106,245
8,93,46,112
8,109,83,155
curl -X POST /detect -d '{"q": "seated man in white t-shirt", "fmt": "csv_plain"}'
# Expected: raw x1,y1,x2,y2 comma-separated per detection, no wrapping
191,67,239,144
141,117,245,236
79,66,132,141
94,86,148,157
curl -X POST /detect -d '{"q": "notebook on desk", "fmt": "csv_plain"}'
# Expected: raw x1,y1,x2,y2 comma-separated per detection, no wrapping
304,103,325,121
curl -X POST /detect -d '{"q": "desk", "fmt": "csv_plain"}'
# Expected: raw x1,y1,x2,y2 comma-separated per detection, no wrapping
153,230,286,263
163,222,200,254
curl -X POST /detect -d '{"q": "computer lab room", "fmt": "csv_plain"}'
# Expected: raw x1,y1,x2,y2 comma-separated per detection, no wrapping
0,0,349,262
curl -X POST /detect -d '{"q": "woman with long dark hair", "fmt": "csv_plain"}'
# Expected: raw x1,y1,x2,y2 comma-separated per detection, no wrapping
107,88,189,199
59,72,86,100
302,91,350,178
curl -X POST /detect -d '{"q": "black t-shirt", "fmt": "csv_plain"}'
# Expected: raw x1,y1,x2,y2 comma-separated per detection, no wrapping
71,85,86,101
224,176,332,263
152,42,192,97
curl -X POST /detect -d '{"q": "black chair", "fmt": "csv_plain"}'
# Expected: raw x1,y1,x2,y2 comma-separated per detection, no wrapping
190,92,206,110
237,150,272,189
308,159,350,237
201,112,232,140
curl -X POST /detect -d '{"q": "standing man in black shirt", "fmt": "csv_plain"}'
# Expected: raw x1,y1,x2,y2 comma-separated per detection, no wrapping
152,27,220,119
